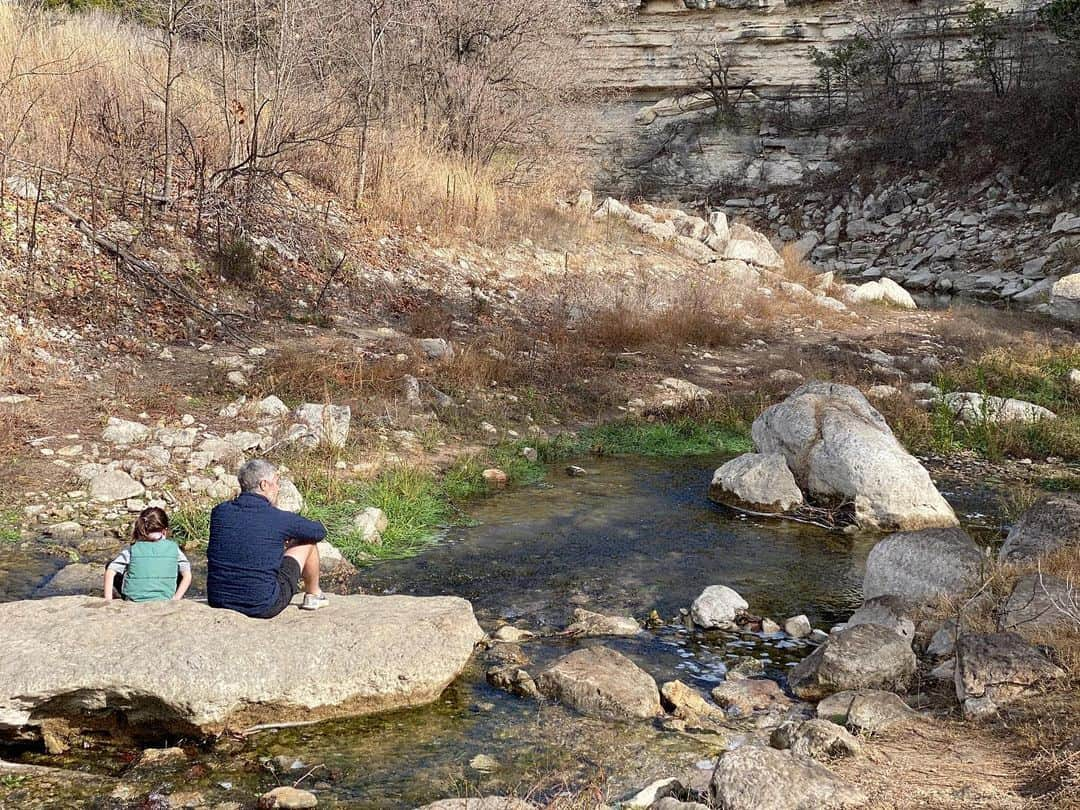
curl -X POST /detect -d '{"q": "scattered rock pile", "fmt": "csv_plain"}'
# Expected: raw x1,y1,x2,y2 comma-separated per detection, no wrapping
732,172,1080,317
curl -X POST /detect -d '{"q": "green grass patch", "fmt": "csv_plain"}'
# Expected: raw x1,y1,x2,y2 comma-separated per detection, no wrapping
170,507,211,548
1039,474,1080,493
886,344,1080,463
937,345,1079,413
0,509,21,543
298,443,549,566
568,418,751,458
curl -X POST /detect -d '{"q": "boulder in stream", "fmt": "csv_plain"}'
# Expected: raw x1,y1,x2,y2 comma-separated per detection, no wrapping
709,452,804,513
788,624,916,701
750,382,957,531
690,585,748,629
34,564,102,598
564,607,640,637
536,646,661,720
862,527,984,604
0,595,483,739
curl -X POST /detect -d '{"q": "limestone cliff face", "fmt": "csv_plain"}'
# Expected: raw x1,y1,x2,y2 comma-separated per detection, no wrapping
581,0,1023,195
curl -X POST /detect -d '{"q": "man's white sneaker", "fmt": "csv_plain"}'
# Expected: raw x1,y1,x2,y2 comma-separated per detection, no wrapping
300,592,329,611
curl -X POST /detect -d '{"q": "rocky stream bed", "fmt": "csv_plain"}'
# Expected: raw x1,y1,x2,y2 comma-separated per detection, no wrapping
0,439,1046,810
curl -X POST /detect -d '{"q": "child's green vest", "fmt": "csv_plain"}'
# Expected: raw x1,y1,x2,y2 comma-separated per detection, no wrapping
122,540,179,602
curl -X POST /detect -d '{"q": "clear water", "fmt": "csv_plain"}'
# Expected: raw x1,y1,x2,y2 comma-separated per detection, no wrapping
0,455,903,808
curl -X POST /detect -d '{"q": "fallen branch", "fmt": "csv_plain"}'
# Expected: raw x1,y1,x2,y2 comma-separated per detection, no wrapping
48,200,252,342
240,719,322,736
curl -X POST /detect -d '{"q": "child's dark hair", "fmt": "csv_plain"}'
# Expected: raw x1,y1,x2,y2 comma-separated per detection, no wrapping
133,507,169,541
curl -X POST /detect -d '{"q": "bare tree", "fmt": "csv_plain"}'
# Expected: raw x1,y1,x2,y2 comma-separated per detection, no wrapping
688,45,751,126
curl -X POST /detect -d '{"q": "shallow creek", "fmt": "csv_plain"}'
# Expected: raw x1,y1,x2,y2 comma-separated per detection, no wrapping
0,455,1002,808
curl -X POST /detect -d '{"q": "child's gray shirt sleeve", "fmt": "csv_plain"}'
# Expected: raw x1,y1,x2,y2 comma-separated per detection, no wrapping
106,547,131,574
177,548,191,574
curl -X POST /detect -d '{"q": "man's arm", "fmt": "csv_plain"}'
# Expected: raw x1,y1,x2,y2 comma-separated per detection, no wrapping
286,512,327,543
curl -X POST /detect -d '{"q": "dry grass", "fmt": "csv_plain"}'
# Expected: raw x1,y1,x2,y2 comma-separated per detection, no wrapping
0,6,590,253
914,541,1080,808
778,243,821,288
263,344,411,404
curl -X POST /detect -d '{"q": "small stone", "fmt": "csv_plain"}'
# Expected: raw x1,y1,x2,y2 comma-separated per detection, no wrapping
784,615,812,639
566,465,588,477
226,370,247,387
492,625,534,643
521,447,538,463
761,618,781,635
259,786,317,809
469,753,498,772
352,507,387,543
482,468,509,488
419,338,453,360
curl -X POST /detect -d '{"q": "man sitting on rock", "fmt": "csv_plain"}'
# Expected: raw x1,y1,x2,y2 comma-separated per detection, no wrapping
207,459,328,617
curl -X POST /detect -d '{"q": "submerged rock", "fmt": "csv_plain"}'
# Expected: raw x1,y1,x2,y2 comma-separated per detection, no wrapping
34,564,102,598
709,453,804,513
710,744,866,810
862,528,983,603
536,646,661,720
788,624,916,701
415,799,535,810
0,595,483,738
259,786,318,808
564,607,640,637
710,678,789,716
751,382,957,531
998,494,1080,562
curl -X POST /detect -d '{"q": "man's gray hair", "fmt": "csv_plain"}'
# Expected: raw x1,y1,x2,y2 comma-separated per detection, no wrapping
238,459,277,493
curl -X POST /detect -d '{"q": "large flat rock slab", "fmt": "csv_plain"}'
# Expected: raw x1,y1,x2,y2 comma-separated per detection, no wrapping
0,595,484,738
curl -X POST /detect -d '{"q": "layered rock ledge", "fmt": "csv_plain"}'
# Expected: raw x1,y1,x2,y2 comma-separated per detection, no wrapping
0,595,484,738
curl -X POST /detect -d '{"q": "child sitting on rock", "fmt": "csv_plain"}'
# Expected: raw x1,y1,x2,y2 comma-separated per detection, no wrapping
104,507,192,602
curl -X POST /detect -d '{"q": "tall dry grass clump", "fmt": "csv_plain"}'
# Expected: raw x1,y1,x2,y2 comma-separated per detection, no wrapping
0,0,597,253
